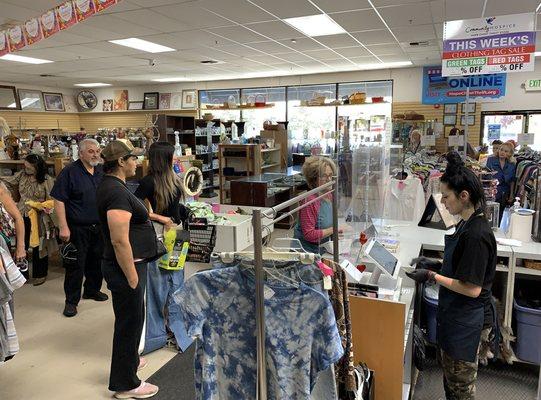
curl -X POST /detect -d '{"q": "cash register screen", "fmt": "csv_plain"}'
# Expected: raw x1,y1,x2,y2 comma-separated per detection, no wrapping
368,241,398,277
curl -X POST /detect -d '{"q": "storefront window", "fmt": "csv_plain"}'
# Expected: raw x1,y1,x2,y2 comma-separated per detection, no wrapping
199,89,241,121
482,114,525,152
240,87,286,138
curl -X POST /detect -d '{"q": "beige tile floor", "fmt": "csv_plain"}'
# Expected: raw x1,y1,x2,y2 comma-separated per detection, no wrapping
0,264,177,400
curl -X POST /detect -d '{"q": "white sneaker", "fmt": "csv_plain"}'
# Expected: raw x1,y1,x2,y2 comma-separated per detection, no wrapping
114,381,159,399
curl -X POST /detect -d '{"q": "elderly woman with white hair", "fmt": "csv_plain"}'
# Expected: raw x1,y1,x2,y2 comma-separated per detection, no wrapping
51,138,108,318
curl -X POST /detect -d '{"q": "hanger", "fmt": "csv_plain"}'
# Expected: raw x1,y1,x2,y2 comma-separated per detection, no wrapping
219,249,316,265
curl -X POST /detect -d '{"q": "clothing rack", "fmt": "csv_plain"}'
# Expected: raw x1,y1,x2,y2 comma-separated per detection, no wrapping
251,179,339,400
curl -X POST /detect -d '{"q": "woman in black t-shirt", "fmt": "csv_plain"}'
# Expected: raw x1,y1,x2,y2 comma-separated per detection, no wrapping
406,152,496,400
134,142,193,354
96,140,159,399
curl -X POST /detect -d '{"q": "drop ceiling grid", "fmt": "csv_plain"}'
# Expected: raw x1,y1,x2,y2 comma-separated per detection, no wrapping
0,0,540,86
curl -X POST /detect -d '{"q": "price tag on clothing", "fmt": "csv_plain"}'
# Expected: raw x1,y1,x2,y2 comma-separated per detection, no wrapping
421,135,436,146
323,276,332,290
517,133,534,145
264,286,275,300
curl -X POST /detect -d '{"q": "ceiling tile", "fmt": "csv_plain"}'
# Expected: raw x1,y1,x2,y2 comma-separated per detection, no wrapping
372,0,430,6
153,2,234,29
349,56,381,65
324,58,357,68
314,34,360,48
430,0,484,22
270,52,315,63
402,44,440,53
198,0,274,23
312,0,371,13
330,9,382,31
98,0,142,14
128,0,192,6
333,46,371,58
302,48,341,60
351,29,397,45
218,44,270,57
393,24,436,42
366,43,404,55
0,2,51,25
407,51,442,61
279,38,325,51
434,23,443,38
249,40,293,53
163,30,235,49
245,20,306,40
378,54,412,62
208,26,267,43
378,4,433,27
114,9,191,33
249,0,320,18
484,0,538,16
83,14,161,36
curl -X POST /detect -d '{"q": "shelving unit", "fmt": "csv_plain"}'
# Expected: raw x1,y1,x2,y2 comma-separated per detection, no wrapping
218,143,282,204
294,102,390,107
201,104,275,111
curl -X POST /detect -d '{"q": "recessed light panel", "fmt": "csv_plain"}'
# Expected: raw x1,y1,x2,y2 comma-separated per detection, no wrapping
283,14,346,37
109,38,175,53
0,54,53,64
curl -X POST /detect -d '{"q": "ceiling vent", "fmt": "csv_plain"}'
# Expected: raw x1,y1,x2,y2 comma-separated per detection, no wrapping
200,60,223,64
39,74,57,77
409,41,430,47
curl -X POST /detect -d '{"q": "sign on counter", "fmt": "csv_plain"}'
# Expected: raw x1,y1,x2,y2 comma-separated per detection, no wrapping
442,13,536,76
517,133,535,145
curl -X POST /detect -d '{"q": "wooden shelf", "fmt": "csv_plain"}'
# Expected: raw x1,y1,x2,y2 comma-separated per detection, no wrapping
295,102,390,108
83,109,197,114
201,104,275,111
261,147,281,153
261,163,280,169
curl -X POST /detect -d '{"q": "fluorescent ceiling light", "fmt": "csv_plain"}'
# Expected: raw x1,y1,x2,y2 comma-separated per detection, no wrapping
152,77,189,82
0,54,53,64
109,38,175,53
74,83,112,87
355,61,413,70
283,14,346,37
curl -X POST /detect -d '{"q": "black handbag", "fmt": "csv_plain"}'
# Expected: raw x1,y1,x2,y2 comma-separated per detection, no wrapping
130,220,167,263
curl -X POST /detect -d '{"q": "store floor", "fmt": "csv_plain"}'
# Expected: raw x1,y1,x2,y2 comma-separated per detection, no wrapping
0,263,177,400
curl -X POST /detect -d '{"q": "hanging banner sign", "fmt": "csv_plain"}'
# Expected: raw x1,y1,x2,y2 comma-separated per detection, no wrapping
442,13,536,76
7,26,26,52
422,66,506,104
93,0,117,12
0,31,9,57
41,9,60,38
75,0,96,22
57,1,78,30
23,18,43,46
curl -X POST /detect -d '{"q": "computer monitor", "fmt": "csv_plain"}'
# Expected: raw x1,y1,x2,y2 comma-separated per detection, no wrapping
364,239,401,285
418,193,458,230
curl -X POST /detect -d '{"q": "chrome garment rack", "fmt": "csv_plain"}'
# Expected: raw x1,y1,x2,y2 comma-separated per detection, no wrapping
251,179,339,400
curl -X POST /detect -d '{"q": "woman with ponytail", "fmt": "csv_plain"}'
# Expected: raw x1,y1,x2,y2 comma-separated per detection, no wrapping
407,152,497,400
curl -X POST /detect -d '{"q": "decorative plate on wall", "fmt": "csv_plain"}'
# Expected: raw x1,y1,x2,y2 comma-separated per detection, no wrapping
76,90,98,111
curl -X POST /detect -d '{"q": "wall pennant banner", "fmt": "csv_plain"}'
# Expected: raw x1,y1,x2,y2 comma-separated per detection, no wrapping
56,1,78,30
93,0,117,12
0,31,9,57
41,9,60,38
23,18,44,46
7,25,26,52
75,0,96,22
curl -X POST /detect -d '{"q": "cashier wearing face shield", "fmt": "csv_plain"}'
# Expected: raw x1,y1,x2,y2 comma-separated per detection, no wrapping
406,152,497,400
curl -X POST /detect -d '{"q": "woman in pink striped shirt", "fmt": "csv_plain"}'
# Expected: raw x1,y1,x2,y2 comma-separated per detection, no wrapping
294,156,338,254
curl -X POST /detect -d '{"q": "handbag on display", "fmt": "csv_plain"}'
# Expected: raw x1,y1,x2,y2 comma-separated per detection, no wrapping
0,203,16,247
353,363,375,400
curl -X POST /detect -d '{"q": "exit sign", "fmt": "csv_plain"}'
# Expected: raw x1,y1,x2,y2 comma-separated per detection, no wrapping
525,79,541,91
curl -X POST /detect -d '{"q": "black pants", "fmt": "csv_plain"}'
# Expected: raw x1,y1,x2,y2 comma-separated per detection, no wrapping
23,217,48,279
102,259,147,392
64,224,103,305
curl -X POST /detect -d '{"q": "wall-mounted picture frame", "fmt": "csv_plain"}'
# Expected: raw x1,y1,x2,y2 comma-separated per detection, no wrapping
43,92,65,112
182,89,197,109
443,114,456,125
159,93,171,110
460,102,476,114
443,103,457,114
143,92,159,110
0,85,20,110
460,115,475,126
128,101,143,110
103,99,113,112
171,92,182,109
17,89,43,111
114,89,129,111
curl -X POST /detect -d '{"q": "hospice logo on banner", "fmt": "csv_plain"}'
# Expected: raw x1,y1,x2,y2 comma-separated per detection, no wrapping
442,13,536,76
422,66,506,104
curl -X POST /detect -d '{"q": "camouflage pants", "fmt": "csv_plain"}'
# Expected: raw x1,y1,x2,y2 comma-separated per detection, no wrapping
440,327,492,400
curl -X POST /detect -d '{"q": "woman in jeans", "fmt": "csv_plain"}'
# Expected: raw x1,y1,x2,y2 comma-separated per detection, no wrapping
2,154,54,284
96,140,159,399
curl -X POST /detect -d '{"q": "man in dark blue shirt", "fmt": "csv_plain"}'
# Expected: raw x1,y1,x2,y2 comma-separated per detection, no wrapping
51,139,106,317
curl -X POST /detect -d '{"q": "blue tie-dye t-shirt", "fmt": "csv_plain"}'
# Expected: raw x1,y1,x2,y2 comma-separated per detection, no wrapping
175,266,344,400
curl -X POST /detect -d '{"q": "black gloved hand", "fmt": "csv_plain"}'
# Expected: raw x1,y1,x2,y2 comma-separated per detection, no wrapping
406,269,436,284
410,256,442,271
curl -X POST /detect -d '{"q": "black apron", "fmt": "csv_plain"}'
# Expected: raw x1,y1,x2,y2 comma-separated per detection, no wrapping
437,215,485,363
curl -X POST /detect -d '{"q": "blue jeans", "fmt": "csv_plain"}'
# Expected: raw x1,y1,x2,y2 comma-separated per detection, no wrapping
143,261,193,354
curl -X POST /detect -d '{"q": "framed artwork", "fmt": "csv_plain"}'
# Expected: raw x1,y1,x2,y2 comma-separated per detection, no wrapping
460,102,476,114
181,89,197,109
443,103,457,114
43,92,65,111
171,92,182,109
128,101,143,110
443,114,456,125
102,99,113,112
143,92,159,110
159,93,171,110
0,85,20,110
18,89,43,110
460,115,475,126
114,89,128,111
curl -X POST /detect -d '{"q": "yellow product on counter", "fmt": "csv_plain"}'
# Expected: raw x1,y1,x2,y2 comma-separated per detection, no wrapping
158,227,190,271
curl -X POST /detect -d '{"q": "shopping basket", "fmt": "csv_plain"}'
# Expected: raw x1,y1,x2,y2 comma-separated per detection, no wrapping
186,217,217,263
